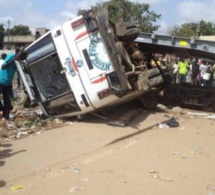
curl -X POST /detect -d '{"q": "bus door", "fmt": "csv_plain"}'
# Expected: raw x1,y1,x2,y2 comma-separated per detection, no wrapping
61,16,116,110
50,26,94,115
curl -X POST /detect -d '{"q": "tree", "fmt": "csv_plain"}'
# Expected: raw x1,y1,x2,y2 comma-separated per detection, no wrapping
77,0,161,33
169,20,215,38
0,24,5,49
8,25,32,35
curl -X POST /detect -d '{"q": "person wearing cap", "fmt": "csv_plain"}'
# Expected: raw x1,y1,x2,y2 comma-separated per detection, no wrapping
0,51,28,120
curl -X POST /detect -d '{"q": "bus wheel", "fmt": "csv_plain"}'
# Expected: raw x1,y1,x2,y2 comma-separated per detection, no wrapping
139,91,158,110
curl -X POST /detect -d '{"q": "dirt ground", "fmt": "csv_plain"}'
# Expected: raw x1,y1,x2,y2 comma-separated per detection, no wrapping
0,102,215,195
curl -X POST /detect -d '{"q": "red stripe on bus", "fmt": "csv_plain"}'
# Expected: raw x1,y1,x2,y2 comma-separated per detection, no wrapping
72,57,79,72
92,76,106,84
75,31,88,40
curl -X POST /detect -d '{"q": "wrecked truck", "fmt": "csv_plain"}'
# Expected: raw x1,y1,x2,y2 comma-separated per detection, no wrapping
16,7,165,118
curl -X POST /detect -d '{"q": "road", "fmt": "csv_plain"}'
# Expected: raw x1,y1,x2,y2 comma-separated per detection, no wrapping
0,105,215,195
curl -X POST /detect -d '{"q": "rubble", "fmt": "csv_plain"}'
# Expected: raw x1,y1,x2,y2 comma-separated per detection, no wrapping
0,89,74,143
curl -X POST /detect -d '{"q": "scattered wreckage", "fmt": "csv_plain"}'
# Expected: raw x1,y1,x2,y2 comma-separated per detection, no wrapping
15,7,215,125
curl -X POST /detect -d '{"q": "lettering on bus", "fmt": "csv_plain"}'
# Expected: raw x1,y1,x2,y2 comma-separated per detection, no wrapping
89,34,111,71
66,58,76,77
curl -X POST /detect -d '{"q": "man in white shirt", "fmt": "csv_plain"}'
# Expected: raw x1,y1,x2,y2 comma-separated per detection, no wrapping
199,60,211,86
172,60,178,83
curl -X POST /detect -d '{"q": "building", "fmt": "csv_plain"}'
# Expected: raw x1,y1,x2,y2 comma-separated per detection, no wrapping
3,35,35,51
2,27,49,51
199,35,215,42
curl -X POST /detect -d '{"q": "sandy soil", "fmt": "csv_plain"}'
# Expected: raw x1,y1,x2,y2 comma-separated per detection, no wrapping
1,105,215,195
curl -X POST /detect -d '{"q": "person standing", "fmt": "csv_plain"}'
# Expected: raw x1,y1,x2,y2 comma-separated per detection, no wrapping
191,59,200,85
0,53,7,113
178,58,188,83
212,64,215,87
186,67,192,84
199,60,211,86
172,60,178,83
0,51,28,120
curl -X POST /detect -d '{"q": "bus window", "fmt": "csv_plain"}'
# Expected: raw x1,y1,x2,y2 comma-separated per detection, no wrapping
29,52,71,100
26,34,56,64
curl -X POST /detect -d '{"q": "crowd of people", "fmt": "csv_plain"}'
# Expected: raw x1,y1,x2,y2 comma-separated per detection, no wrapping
171,57,215,87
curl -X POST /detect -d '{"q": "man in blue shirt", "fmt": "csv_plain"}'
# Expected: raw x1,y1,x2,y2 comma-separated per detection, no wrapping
0,51,28,120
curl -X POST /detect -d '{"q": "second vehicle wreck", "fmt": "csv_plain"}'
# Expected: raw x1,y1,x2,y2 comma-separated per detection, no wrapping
17,7,165,118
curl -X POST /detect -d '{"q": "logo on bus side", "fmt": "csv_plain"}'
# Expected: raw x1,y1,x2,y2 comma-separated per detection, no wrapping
89,34,111,71
66,58,76,77
76,60,83,68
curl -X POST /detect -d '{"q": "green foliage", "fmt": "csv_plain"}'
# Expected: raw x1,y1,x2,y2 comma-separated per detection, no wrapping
8,25,32,35
0,24,5,48
169,20,215,37
77,0,161,33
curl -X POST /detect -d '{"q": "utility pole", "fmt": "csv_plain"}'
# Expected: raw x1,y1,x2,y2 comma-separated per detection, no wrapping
7,19,10,49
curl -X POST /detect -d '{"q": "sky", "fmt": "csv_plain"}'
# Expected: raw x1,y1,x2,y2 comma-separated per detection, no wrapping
1,0,215,35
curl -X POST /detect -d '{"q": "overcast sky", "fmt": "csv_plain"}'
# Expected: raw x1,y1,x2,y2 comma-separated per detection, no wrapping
1,0,215,35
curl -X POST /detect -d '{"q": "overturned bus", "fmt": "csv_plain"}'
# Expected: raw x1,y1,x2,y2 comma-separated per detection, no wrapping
16,7,165,118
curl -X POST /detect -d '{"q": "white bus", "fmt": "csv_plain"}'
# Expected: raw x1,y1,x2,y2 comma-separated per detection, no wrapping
17,7,164,118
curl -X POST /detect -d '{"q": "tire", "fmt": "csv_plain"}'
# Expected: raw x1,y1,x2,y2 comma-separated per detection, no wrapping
147,68,160,78
148,75,163,88
139,91,158,110
116,41,133,71
118,28,140,41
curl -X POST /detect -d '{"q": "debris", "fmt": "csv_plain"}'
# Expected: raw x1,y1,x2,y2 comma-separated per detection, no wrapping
190,147,202,155
159,175,174,182
69,186,83,193
150,172,173,182
149,170,159,174
158,123,169,128
171,107,182,111
81,178,89,182
207,185,215,195
16,131,28,139
205,115,215,120
187,112,209,116
165,117,179,127
157,104,167,109
11,184,24,191
171,151,187,161
45,168,52,172
70,166,81,174
6,121,18,131
163,114,171,118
